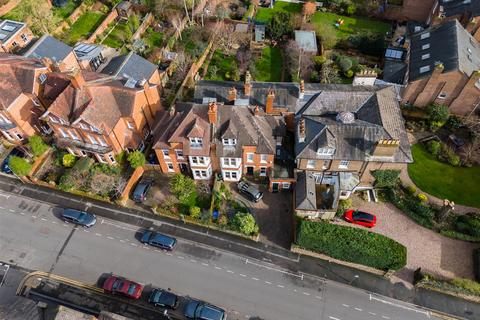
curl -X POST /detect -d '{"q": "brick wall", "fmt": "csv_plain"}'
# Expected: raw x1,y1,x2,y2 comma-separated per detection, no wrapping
86,9,118,43
119,166,144,205
0,0,20,16
53,1,92,35
132,12,154,40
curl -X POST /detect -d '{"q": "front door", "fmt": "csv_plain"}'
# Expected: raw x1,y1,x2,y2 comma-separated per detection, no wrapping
246,166,254,175
179,163,189,175
272,182,279,193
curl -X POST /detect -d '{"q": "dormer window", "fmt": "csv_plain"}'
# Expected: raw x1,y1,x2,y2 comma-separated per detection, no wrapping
39,73,47,84
317,148,335,156
190,137,203,148
223,138,236,146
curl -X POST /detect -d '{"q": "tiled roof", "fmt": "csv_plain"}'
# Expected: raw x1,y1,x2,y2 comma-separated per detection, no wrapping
101,52,157,83
24,35,73,63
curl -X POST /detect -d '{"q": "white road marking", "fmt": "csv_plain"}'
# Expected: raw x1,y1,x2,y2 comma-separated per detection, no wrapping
62,224,68,227
277,285,284,288
245,259,303,280
130,243,138,247
382,316,390,319
239,274,247,277
251,277,259,281
315,296,322,300
369,312,376,316
9,209,15,212
154,249,162,252
265,281,272,284
83,229,89,232
51,221,57,224
214,266,222,270
166,253,172,256
177,256,185,259
201,263,209,267
107,236,114,240
227,270,234,274
95,233,102,237
342,304,349,308
328,317,341,320
302,292,310,296
120,240,125,243
32,216,37,218
354,308,362,311
369,294,430,316
190,259,197,263
19,212,25,215
100,219,138,232
41,218,47,221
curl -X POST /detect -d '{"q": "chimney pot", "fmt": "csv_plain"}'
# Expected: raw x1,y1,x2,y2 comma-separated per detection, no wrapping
70,69,85,89
244,71,252,96
266,88,275,114
298,118,306,143
208,102,217,124
254,105,260,116
228,87,237,101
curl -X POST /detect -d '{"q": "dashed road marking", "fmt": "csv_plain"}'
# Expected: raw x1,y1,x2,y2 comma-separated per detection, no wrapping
201,263,209,267
154,249,162,252
107,236,114,240
130,243,138,247
95,233,102,237
251,277,259,281
239,274,247,277
265,281,272,284
277,285,284,288
354,308,362,311
32,216,37,218
41,218,47,221
9,209,15,213
120,240,125,243
51,221,57,224
83,230,90,232
214,266,222,270
190,259,197,263
369,312,376,316
315,296,322,300
227,270,234,274
381,316,390,319
342,304,349,308
62,224,68,227
302,292,310,296
177,256,185,259
166,253,172,256
328,317,341,320
19,212,25,215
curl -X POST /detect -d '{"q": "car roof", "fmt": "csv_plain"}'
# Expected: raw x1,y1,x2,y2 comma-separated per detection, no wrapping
134,182,149,193
151,233,176,246
200,305,224,320
62,209,85,219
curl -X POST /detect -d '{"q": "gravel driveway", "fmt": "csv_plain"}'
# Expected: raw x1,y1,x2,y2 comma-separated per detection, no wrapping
337,196,479,282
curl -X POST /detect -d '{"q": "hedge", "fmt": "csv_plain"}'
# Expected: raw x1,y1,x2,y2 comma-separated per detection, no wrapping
296,219,406,270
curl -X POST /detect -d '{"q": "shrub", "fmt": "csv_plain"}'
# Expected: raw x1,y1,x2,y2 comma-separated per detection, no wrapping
28,135,48,156
449,278,480,296
417,193,428,203
426,103,449,123
296,219,406,270
170,174,197,207
313,55,327,67
62,154,77,168
349,31,385,56
344,69,354,78
218,214,228,226
371,169,400,188
337,56,353,72
73,157,93,173
127,151,145,169
405,185,417,195
8,156,32,176
455,215,480,238
426,140,441,157
231,212,259,235
336,198,352,216
115,151,127,166
189,206,201,219
310,70,320,82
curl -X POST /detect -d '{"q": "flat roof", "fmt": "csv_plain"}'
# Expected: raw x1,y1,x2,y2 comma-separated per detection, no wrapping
0,20,25,44
294,30,318,53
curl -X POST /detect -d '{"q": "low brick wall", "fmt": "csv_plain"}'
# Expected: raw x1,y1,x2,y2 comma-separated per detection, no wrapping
0,0,20,17
132,12,154,40
85,8,118,43
118,166,144,205
28,148,52,179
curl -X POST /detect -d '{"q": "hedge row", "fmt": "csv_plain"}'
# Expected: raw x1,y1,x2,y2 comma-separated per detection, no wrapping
296,219,407,270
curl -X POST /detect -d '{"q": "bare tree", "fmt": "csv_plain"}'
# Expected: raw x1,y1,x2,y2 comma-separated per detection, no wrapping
236,45,252,74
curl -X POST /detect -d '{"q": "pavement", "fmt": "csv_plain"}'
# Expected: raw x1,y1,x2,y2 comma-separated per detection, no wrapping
0,183,447,320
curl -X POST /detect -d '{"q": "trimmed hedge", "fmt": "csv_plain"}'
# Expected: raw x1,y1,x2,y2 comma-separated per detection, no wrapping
296,219,407,270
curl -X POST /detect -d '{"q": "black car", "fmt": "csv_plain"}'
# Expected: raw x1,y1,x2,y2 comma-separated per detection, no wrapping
140,230,176,251
132,179,153,203
237,181,263,203
61,208,97,227
184,299,226,320
1,148,25,174
148,288,179,309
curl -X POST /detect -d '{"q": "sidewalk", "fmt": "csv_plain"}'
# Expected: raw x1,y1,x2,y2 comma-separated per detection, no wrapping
0,174,478,319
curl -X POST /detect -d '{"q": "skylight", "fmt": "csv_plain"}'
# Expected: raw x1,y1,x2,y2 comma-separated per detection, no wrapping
422,53,430,60
420,32,430,40
422,43,430,50
420,66,431,73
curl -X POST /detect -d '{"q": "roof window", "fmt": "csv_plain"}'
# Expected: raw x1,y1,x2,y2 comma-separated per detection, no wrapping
420,32,430,40
420,65,431,73
422,43,430,50
422,53,430,60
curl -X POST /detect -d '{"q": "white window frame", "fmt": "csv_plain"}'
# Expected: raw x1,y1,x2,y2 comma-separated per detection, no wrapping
260,154,268,163
189,137,203,148
306,159,315,169
437,93,447,99
222,138,237,146
166,163,174,172
127,121,135,130
69,129,79,140
15,133,23,140
322,160,329,170
0,113,11,124
420,32,430,39
58,127,68,138
422,43,430,50
21,33,28,42
49,116,58,123
97,153,107,163
108,153,116,164
191,156,199,165
282,182,291,189
421,53,430,60
1,130,13,140
419,65,430,73
87,134,98,145
317,148,334,156
246,153,254,163
162,149,170,158
97,136,108,146
80,123,89,130
231,171,238,179
259,167,267,176
175,149,184,159
338,160,349,169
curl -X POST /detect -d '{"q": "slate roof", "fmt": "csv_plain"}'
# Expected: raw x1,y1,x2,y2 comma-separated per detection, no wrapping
409,19,480,81
0,20,25,45
194,80,300,112
295,171,317,211
439,0,480,17
0,54,46,109
101,51,157,83
295,86,412,163
24,35,73,63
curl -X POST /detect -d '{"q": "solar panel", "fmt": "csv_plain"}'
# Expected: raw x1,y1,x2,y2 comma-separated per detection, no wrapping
0,34,6,40
124,77,137,88
1,24,16,32
385,48,403,59
75,44,96,54
202,97,217,104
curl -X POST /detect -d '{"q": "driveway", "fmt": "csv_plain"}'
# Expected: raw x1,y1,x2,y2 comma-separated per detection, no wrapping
336,196,479,282
227,181,294,249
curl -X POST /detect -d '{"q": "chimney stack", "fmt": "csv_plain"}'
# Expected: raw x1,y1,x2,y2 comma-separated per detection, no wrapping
208,102,217,124
244,71,252,96
299,80,305,99
228,87,237,102
70,69,85,89
265,88,275,114
254,105,260,116
298,118,306,143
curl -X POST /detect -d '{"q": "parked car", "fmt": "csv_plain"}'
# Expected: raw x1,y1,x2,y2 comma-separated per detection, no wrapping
184,299,226,320
237,181,263,203
61,209,96,228
140,230,177,251
343,210,377,228
132,179,153,203
148,288,179,309
1,148,25,174
102,275,143,299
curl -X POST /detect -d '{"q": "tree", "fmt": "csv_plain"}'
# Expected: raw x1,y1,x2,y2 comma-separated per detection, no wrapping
267,11,293,41
189,206,201,219
28,135,48,157
337,56,353,72
315,23,338,49
127,151,145,169
232,212,259,235
170,173,197,206
350,31,385,56
62,154,77,168
236,45,252,73
302,1,316,20
320,59,340,83
371,170,401,188
8,156,32,176
427,103,450,123
215,3,229,20
20,0,55,35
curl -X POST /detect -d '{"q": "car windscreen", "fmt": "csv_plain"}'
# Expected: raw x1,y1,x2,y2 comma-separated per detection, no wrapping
352,211,374,221
112,280,123,290
200,306,222,320
127,284,137,295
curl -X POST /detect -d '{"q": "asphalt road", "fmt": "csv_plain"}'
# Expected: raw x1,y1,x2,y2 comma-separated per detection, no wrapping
0,190,442,320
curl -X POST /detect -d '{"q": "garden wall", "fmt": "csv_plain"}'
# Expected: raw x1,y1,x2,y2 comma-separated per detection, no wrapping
0,0,20,17
86,8,118,43
118,166,144,205
28,149,53,179
132,12,154,40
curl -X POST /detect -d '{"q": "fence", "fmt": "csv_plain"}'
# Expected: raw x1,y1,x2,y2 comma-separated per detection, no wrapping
85,8,119,43
132,12,154,40
118,166,144,205
0,0,20,17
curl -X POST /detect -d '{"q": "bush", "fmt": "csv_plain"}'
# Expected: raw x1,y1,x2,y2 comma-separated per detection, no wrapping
426,103,449,123
426,140,441,157
218,214,228,227
313,55,327,67
344,69,354,78
28,135,48,156
385,187,435,228
127,151,145,169
454,215,480,238
170,174,197,207
417,193,428,203
449,278,480,296
336,199,352,216
231,212,259,235
405,185,417,195
8,156,32,176
349,31,385,56
371,170,401,188
337,56,353,72
296,219,406,270
189,206,201,219
62,154,77,168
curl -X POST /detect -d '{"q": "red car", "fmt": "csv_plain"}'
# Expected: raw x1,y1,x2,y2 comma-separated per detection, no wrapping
102,275,144,299
343,210,377,228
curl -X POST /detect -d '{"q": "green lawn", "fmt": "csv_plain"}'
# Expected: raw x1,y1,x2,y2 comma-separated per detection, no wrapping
52,0,81,19
205,50,238,81
408,144,480,208
1,0,25,20
143,27,164,48
101,15,140,48
255,2,301,23
63,11,106,45
311,12,390,39
253,46,283,82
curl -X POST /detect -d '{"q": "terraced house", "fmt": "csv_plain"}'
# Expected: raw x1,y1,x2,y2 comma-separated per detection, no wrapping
39,69,161,165
0,19,33,53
